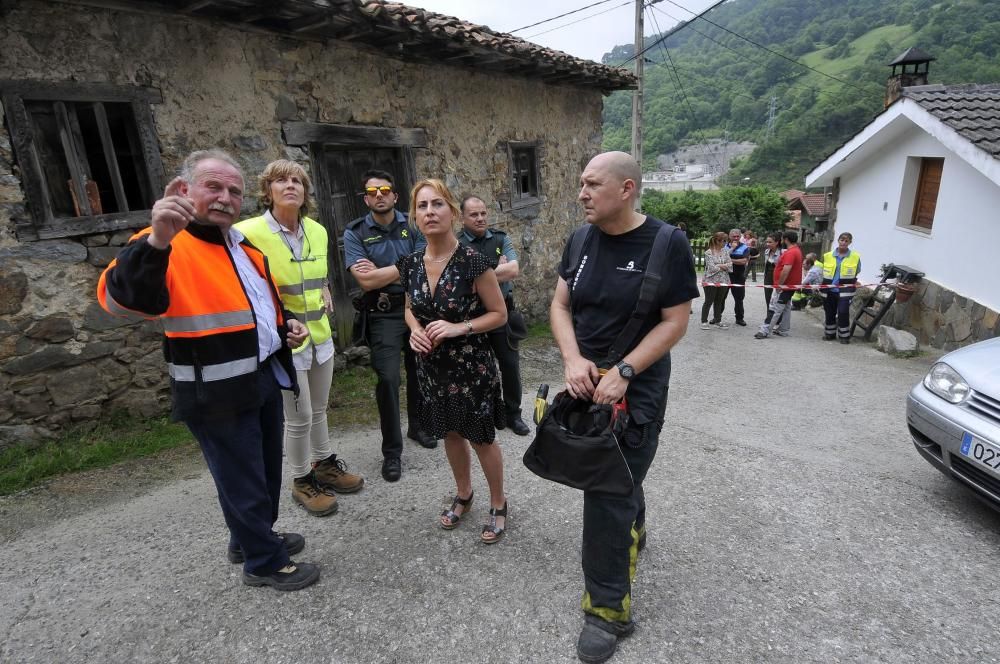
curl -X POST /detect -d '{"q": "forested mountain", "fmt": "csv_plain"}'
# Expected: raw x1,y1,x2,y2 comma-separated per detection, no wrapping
601,0,1000,188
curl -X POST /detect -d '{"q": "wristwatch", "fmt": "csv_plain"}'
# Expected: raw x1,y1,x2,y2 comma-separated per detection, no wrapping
615,361,635,380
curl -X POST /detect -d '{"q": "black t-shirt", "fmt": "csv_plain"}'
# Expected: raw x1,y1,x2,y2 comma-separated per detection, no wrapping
557,216,699,423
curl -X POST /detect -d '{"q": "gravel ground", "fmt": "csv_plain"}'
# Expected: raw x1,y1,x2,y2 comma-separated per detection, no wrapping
3,300,999,664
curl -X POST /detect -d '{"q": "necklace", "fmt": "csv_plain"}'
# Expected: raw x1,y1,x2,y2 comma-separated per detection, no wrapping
425,244,459,264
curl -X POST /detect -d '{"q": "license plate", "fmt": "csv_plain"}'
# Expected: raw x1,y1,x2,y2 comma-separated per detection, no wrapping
960,432,1000,471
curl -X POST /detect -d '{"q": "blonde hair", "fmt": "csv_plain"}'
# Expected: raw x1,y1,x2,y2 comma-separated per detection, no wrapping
409,178,461,226
709,231,728,251
258,159,312,217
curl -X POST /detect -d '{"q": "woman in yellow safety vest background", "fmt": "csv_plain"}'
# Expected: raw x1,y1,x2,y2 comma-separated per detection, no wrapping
821,231,862,344
237,160,364,517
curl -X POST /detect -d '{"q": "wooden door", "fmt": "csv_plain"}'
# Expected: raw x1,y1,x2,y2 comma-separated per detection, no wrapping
309,144,415,345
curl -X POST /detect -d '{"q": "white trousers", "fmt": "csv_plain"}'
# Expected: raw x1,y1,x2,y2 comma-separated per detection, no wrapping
282,354,334,479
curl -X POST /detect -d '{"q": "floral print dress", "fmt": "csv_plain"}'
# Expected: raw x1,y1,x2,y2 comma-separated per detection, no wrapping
396,245,504,444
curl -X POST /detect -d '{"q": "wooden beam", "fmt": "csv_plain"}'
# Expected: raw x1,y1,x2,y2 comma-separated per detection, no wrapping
35,211,152,240
91,102,130,213
282,122,427,148
288,13,330,33
0,80,163,104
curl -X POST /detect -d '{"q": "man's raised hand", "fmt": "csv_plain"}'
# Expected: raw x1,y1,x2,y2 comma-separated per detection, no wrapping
148,177,195,249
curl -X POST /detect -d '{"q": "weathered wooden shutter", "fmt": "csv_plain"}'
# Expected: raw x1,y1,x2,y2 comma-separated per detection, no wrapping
911,158,944,229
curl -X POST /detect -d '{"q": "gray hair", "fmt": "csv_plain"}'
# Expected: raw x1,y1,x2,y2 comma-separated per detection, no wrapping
179,149,244,184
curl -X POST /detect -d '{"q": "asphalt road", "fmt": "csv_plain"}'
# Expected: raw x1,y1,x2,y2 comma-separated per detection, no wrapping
2,299,999,664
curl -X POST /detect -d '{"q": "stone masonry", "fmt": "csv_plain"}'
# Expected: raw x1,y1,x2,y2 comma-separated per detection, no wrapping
0,0,617,444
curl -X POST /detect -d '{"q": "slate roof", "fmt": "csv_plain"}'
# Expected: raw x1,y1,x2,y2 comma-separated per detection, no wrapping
63,0,636,92
903,84,1000,159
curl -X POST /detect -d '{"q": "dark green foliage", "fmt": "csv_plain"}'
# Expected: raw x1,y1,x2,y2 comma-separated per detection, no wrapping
604,0,1000,188
641,187,788,238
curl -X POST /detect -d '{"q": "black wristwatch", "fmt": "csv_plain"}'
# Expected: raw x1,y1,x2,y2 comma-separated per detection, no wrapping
615,361,636,380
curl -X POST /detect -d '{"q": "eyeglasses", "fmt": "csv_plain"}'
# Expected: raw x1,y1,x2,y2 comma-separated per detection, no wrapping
364,186,393,197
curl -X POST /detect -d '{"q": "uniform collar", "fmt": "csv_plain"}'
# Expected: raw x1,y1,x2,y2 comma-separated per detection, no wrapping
459,227,492,241
365,209,406,232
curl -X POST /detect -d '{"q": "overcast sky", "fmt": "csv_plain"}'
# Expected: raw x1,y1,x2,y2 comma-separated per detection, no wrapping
407,0,722,63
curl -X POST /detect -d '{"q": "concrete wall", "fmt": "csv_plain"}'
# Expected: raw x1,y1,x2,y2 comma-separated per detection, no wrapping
831,124,1000,314
0,0,605,444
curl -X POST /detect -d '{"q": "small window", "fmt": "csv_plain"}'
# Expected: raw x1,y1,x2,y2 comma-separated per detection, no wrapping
896,156,944,234
911,157,943,230
508,142,540,208
1,81,164,240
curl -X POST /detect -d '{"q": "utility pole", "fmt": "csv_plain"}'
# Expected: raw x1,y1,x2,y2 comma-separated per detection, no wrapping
765,95,778,141
631,0,643,206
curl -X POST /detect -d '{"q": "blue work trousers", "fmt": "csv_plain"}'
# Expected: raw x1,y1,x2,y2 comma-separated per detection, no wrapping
184,364,289,576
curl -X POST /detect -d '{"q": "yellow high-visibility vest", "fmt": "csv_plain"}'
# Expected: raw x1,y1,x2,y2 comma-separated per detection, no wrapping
821,250,861,284
237,215,331,352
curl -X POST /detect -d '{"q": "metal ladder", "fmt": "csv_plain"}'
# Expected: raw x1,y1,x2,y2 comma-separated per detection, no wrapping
850,264,924,341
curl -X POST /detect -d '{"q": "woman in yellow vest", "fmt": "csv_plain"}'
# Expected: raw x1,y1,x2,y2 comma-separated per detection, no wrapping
821,232,862,344
237,160,363,516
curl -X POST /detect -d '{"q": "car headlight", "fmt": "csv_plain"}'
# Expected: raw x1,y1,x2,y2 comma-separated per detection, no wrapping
923,362,970,404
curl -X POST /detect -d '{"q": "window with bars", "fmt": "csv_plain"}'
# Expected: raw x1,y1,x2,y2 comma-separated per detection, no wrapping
508,141,540,208
1,81,165,240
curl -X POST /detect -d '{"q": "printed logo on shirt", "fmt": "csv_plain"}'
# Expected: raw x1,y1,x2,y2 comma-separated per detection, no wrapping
401,229,409,238
616,260,641,273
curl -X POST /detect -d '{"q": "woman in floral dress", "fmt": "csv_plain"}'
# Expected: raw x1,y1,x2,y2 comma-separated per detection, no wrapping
396,179,510,543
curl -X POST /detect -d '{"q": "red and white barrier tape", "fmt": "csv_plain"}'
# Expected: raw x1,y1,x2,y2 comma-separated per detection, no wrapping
699,282,893,290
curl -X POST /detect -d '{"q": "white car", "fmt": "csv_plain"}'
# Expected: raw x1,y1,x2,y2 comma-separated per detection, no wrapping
908,336,1000,510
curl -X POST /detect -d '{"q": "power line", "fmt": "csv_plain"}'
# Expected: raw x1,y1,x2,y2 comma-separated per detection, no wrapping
506,0,620,33
523,1,632,40
647,4,869,102
654,0,883,97
618,0,729,68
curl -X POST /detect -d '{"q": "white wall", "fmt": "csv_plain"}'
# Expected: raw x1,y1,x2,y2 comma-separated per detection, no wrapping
832,126,1000,311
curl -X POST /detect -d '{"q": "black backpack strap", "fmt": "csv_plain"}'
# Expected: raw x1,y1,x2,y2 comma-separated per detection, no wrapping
566,224,596,295
604,223,677,366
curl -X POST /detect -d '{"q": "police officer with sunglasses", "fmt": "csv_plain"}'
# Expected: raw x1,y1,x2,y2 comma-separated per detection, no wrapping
344,170,437,482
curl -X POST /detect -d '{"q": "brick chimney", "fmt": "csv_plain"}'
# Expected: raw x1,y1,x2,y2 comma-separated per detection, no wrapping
885,47,935,107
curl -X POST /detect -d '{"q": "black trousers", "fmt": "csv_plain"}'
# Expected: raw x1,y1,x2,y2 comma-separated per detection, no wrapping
701,285,727,323
729,273,747,322
369,311,421,459
184,366,288,576
581,389,667,624
487,327,523,419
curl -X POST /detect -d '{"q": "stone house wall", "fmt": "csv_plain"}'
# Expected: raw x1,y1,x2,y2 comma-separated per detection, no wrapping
853,279,1000,351
0,0,606,444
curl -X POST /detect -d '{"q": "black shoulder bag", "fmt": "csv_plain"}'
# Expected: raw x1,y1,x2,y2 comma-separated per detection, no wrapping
523,223,678,496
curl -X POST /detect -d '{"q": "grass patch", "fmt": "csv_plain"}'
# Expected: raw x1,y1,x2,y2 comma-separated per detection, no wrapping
329,365,380,427
0,414,193,496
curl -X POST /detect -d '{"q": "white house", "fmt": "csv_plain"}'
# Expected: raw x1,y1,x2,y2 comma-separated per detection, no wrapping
805,62,1000,347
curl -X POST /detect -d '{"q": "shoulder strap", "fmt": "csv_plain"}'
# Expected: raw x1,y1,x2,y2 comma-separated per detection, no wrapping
605,223,678,366
567,225,596,294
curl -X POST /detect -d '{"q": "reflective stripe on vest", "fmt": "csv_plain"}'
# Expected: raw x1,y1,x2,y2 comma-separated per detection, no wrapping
167,356,258,382
822,251,861,281
100,283,151,321
235,216,331,352
161,310,255,334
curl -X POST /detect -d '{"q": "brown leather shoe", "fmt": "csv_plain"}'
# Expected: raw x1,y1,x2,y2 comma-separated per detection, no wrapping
292,472,338,516
313,455,364,494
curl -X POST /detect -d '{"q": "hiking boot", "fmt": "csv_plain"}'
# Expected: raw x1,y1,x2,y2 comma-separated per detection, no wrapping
292,472,338,516
754,332,768,339
243,561,321,591
772,330,787,337
577,615,635,664
227,532,305,564
314,455,364,494
735,319,747,326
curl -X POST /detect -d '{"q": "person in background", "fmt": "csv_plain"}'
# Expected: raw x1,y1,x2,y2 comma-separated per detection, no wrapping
458,195,530,436
821,232,862,344
744,230,759,282
701,231,732,330
725,228,756,327
236,160,363,518
398,179,509,544
755,231,802,339
791,252,823,310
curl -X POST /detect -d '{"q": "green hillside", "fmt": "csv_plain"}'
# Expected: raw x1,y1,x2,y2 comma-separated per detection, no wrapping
602,0,1000,189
